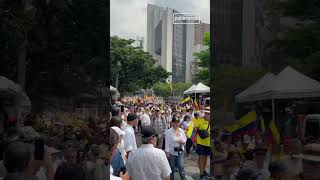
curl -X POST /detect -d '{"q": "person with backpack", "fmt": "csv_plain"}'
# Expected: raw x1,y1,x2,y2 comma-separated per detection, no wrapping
193,107,211,180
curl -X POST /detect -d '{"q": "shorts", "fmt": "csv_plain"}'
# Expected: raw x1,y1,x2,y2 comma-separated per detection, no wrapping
196,144,211,156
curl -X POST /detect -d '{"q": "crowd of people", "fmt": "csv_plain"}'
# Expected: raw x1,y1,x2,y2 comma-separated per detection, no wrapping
0,94,307,180
110,96,211,180
0,95,211,180
0,108,109,180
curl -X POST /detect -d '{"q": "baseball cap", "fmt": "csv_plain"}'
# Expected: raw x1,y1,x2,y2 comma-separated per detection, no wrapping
141,127,157,139
127,113,137,121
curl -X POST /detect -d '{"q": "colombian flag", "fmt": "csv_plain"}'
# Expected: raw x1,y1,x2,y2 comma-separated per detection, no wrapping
269,120,281,145
187,123,196,142
180,96,191,104
225,111,258,136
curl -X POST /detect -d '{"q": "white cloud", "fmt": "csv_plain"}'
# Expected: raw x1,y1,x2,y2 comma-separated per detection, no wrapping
111,0,210,39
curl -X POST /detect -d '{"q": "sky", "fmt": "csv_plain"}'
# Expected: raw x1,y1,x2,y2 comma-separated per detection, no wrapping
110,0,210,40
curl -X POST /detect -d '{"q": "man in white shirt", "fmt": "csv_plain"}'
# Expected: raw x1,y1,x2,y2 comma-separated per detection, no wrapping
151,109,166,149
165,118,187,180
126,127,171,180
140,108,151,127
123,113,138,158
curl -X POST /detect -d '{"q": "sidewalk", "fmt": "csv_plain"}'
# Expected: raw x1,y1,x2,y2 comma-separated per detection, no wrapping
179,151,210,180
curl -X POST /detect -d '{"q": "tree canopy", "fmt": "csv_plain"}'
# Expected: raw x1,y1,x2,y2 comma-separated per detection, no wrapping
0,0,107,111
193,32,210,85
214,64,266,111
270,0,320,80
110,36,170,94
152,82,192,98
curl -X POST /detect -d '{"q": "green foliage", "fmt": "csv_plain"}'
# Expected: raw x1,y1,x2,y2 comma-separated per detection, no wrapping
173,82,193,97
152,82,192,98
0,0,107,110
193,32,210,85
270,0,320,81
111,36,170,94
152,82,171,98
214,64,266,110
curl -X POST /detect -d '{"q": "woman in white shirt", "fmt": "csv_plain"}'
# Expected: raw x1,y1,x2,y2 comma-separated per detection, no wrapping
181,116,193,155
165,117,187,180
110,129,129,180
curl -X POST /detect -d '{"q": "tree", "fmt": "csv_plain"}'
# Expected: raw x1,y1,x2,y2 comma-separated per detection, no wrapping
270,0,320,80
173,82,193,97
214,64,266,111
0,0,107,111
152,82,192,98
111,36,170,94
152,82,171,98
193,32,210,84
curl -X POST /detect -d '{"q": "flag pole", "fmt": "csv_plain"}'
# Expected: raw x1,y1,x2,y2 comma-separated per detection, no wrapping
272,99,275,121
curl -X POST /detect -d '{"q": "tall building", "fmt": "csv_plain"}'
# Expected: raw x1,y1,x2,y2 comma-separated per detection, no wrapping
147,4,210,83
213,0,278,67
147,4,195,83
212,0,243,66
194,23,210,45
242,0,278,67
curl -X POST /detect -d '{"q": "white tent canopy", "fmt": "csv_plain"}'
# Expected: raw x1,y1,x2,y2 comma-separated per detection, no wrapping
250,66,320,101
235,66,320,121
183,83,210,95
183,84,197,95
235,73,276,103
193,82,210,93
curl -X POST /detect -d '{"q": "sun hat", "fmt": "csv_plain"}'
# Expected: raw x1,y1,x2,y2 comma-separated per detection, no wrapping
111,126,126,136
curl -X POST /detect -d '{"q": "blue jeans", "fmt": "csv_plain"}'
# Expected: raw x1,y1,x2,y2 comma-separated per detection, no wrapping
169,153,186,180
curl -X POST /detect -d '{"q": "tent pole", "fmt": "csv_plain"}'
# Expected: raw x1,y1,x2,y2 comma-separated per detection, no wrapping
272,99,275,121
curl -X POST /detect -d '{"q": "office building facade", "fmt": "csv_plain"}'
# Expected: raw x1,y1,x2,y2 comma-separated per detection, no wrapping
147,4,210,83
213,0,278,67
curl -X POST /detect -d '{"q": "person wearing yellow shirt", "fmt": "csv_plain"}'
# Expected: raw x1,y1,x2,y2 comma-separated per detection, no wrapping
193,107,210,180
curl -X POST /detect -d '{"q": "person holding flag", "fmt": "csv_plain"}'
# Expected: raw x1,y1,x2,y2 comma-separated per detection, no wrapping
182,115,194,156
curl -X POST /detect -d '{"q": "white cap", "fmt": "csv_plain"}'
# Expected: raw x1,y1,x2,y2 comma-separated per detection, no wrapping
111,126,126,136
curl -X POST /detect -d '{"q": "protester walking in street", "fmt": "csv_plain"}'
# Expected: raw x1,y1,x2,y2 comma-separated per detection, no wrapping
141,108,151,127
110,128,129,180
194,107,211,180
182,115,194,156
165,117,187,180
126,127,171,180
151,108,166,149
123,113,138,158
111,117,127,162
